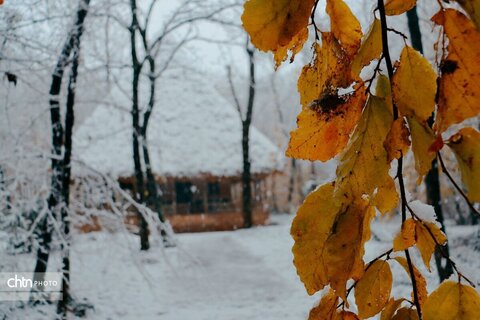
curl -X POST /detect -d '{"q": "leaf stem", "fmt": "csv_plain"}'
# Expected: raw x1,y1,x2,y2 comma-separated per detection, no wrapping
437,152,480,218
377,0,422,317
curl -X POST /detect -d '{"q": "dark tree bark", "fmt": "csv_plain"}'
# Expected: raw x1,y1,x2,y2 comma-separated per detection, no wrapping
32,0,91,304
287,158,297,207
130,0,150,250
242,46,255,228
407,7,454,281
56,26,82,318
142,56,168,230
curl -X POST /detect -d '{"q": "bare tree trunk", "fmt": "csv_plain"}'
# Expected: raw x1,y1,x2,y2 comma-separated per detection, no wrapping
287,158,297,209
130,0,149,250
57,20,84,317
407,7,453,281
32,0,90,304
242,46,255,228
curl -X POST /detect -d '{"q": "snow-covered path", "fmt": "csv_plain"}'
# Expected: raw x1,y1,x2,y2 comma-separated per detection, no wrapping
1,215,479,320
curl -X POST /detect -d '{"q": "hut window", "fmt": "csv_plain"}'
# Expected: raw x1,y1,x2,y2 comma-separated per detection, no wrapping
207,182,220,201
175,182,193,204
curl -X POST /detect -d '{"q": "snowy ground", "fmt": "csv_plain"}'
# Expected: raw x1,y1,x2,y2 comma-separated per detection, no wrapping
0,214,479,320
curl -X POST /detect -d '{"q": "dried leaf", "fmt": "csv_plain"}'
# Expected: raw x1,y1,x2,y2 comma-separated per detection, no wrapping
385,117,411,162
385,0,416,16
309,289,339,320
273,28,309,69
324,202,375,300
423,281,480,320
432,9,480,132
335,311,360,320
242,0,315,52
381,298,406,320
394,257,428,309
355,260,393,319
392,46,437,122
415,221,447,272
447,127,480,202
407,117,439,182
456,0,480,29
291,183,342,295
393,219,416,251
391,307,419,320
287,85,366,162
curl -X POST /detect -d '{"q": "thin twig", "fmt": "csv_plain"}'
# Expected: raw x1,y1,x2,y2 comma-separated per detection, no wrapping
406,203,476,287
437,152,480,218
378,0,422,317
310,0,321,41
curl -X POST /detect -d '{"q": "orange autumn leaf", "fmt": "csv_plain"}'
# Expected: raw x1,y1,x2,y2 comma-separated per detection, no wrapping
242,0,315,52
385,0,416,16
308,289,339,320
351,19,382,76
335,311,360,320
423,281,480,320
432,9,480,132
326,0,363,57
456,0,480,29
287,84,366,162
291,182,342,295
381,298,406,320
385,117,411,162
392,46,437,122
447,127,480,202
354,260,393,319
393,219,416,251
273,28,308,69
394,257,428,309
391,307,419,320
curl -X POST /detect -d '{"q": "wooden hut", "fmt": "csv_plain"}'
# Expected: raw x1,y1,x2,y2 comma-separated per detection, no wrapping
73,81,282,232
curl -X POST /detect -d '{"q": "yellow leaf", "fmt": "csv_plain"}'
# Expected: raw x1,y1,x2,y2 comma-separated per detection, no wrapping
308,289,338,320
394,257,428,309
423,281,480,320
242,0,315,52
385,117,411,162
352,19,382,76
324,202,375,300
326,0,363,57
376,74,393,114
385,0,416,16
392,46,437,122
447,127,480,202
273,28,308,69
297,34,355,109
432,9,480,132
287,84,367,162
391,307,419,320
415,221,447,271
336,95,397,211
456,0,480,30
355,260,393,319
407,117,439,182
393,219,416,251
291,182,342,295
381,298,406,320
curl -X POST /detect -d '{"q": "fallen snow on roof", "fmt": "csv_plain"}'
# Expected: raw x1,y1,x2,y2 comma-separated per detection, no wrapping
73,80,282,179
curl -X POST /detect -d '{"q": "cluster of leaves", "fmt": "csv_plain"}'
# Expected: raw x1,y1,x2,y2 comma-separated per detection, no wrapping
242,0,480,319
